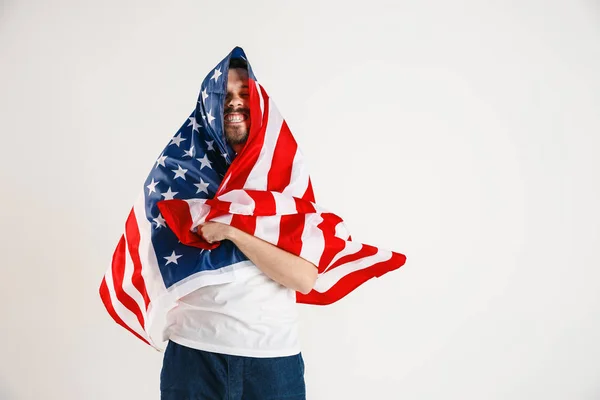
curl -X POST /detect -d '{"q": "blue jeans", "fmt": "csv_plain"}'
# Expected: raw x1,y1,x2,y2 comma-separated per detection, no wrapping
160,340,306,399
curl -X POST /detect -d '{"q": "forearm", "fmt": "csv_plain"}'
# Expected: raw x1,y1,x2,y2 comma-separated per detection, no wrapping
226,226,318,295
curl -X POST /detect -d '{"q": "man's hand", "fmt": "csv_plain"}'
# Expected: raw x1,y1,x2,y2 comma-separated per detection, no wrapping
197,221,233,244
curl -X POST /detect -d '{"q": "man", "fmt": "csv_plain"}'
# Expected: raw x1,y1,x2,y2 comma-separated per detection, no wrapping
159,57,317,400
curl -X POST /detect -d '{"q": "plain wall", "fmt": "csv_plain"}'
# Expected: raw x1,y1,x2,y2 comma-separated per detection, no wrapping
1,0,599,399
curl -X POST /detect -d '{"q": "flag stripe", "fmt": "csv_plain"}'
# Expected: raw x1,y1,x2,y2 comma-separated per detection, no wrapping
298,213,326,268
283,144,309,199
133,193,166,300
245,97,283,191
267,120,295,192
113,220,147,331
122,232,148,324
301,248,405,305
125,208,151,311
100,277,151,345
104,234,149,341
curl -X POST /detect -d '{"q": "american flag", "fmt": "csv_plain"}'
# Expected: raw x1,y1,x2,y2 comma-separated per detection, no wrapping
99,46,407,350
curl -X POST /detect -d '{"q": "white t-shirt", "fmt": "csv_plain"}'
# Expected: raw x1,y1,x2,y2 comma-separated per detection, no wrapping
162,263,301,358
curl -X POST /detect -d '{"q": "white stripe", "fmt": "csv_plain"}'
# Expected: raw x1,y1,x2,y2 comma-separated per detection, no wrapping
254,215,281,246
121,231,148,328
321,239,353,273
334,220,351,240
211,213,234,225
282,147,309,198
217,189,256,215
299,213,325,267
244,98,283,190
104,259,149,341
133,192,166,301
183,198,211,230
313,245,393,293
256,81,265,120
273,191,298,215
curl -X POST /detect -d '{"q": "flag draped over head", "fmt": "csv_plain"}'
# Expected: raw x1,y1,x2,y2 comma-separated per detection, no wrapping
99,46,407,351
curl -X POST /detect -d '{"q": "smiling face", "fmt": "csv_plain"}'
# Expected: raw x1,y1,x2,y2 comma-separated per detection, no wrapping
223,67,251,154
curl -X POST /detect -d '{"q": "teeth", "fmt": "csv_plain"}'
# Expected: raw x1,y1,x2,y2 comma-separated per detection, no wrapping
226,114,245,122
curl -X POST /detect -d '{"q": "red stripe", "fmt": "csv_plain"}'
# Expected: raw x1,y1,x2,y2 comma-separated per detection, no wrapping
303,178,315,202
313,213,348,272
125,209,150,310
245,190,277,216
157,199,219,250
203,199,233,220
296,248,407,305
230,214,257,237
330,243,378,270
207,191,317,216
110,228,147,331
267,120,296,191
294,196,316,214
99,276,150,345
278,214,307,258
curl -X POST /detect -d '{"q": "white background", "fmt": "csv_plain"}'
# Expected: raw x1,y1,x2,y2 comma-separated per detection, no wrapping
1,0,599,399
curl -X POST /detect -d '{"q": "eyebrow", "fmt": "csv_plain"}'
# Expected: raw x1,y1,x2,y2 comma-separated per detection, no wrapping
227,84,249,92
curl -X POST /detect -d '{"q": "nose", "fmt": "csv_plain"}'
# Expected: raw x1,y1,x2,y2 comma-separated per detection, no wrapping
226,93,244,109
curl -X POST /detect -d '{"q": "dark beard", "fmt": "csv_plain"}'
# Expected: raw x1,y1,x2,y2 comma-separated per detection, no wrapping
224,125,249,145
224,106,250,145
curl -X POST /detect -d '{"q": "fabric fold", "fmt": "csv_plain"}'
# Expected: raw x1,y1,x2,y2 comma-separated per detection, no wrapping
99,46,407,351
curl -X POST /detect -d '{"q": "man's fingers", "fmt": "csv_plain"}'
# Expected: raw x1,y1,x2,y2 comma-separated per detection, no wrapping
197,225,210,243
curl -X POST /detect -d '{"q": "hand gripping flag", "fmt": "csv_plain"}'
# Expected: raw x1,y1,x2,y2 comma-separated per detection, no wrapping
99,46,407,351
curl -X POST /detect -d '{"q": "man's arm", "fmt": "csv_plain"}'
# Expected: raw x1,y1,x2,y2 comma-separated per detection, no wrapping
199,221,318,294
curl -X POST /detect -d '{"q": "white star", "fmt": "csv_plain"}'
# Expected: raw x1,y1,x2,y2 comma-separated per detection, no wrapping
206,109,215,125
205,140,214,151
194,178,210,195
183,145,195,158
172,164,188,180
155,154,167,168
170,132,187,147
146,178,159,195
202,88,209,104
164,250,183,265
211,68,222,82
187,117,202,132
196,154,212,170
162,187,178,200
153,214,166,228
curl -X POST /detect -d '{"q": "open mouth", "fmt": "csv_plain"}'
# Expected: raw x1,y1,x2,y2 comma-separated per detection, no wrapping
224,112,249,124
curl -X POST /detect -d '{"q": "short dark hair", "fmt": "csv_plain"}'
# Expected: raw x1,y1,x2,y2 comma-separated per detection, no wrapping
229,57,248,70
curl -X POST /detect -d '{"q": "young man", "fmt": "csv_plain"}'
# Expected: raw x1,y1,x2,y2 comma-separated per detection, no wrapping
159,58,318,400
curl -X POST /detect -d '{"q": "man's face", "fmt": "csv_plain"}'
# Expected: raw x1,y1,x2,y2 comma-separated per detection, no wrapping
223,67,251,152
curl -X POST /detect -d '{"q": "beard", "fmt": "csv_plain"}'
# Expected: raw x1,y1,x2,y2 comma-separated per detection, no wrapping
224,124,249,145
224,106,250,146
